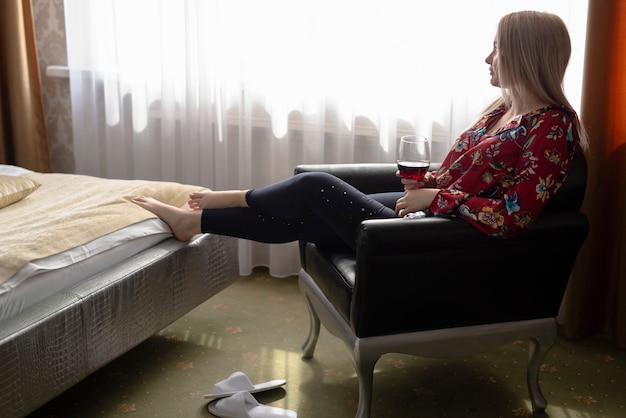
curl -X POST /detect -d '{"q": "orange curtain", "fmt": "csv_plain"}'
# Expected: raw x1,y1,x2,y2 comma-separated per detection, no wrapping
561,0,626,348
0,0,51,171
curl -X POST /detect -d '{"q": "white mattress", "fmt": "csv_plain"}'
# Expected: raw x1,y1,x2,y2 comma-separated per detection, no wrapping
0,165,175,322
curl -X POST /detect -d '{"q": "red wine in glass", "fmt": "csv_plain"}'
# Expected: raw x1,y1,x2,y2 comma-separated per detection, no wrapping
398,160,430,181
397,135,430,181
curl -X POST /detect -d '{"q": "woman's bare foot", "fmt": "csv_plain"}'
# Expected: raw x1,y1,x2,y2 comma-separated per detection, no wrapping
132,196,202,241
188,189,249,210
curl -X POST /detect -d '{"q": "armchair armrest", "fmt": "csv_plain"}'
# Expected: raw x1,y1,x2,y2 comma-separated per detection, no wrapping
356,211,588,254
295,162,442,195
349,212,589,337
295,163,401,194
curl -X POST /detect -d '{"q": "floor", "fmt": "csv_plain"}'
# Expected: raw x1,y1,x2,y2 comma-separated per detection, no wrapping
30,268,626,418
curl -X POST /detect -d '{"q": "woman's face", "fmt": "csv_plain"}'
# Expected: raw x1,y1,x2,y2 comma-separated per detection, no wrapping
485,40,500,87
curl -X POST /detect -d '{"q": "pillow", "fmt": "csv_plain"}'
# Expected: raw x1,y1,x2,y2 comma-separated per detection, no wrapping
0,175,41,209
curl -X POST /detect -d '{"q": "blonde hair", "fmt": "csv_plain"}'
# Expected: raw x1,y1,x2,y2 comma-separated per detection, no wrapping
483,11,588,150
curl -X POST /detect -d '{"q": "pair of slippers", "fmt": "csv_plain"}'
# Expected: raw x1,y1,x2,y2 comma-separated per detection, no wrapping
205,372,297,418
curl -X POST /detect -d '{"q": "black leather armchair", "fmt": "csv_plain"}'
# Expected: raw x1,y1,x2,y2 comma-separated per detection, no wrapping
295,150,588,418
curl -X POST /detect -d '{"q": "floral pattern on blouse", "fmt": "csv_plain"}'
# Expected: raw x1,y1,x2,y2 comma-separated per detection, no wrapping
429,105,580,237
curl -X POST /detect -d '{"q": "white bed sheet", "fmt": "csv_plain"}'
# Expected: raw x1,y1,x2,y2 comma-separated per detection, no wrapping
0,219,173,322
0,165,175,322
0,164,34,176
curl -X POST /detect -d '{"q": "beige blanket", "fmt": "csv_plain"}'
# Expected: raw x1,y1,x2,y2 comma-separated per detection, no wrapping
0,172,203,285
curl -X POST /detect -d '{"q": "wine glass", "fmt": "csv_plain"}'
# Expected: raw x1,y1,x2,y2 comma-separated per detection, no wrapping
397,135,430,182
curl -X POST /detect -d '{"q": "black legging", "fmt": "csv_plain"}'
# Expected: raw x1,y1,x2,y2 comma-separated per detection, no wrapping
200,172,402,251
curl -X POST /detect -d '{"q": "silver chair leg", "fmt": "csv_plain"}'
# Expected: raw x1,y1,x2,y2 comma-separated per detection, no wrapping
527,337,552,412
301,293,321,358
354,347,379,418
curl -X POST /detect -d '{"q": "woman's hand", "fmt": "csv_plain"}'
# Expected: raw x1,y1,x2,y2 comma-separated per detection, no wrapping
396,170,437,190
395,187,439,217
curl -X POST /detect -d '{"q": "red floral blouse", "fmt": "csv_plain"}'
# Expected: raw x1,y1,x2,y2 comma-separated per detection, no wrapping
429,105,581,237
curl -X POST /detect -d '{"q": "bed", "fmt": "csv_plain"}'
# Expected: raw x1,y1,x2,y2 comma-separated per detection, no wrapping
0,165,239,418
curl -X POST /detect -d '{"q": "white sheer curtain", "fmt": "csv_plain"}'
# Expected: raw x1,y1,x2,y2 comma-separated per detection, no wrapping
64,0,588,277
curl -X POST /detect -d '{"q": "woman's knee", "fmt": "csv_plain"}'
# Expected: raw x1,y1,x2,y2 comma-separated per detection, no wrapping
294,171,341,190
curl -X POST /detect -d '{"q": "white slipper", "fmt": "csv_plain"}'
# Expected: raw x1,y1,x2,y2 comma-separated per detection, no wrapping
204,371,287,400
208,391,297,418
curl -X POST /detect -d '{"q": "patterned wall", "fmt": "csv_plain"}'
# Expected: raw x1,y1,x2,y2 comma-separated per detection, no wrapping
32,0,75,173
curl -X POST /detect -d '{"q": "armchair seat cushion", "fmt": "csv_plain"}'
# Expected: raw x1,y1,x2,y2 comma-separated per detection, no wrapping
302,244,355,323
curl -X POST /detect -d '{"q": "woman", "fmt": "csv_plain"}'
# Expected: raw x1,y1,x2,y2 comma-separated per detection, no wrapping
133,10,588,251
